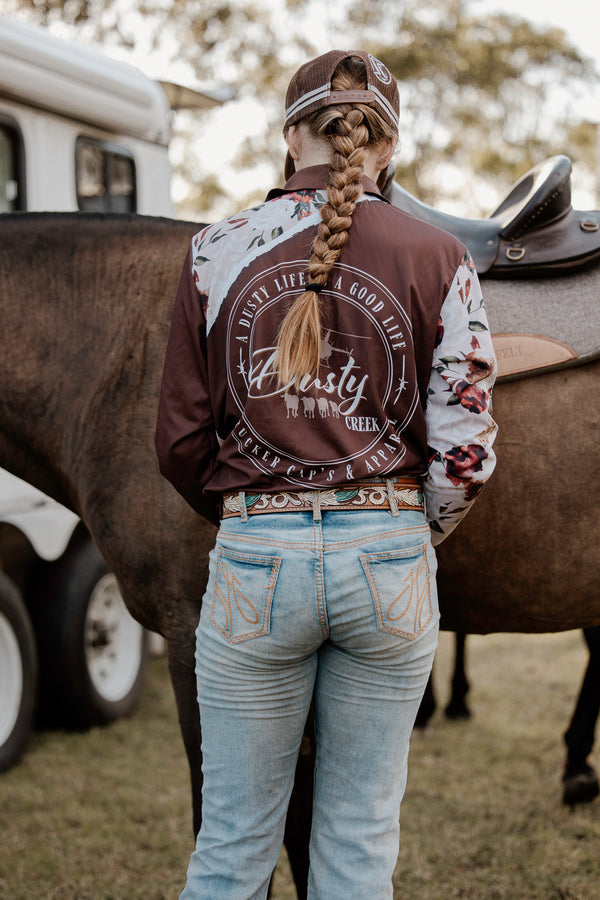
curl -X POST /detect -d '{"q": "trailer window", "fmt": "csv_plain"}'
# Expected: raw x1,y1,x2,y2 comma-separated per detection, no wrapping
76,137,136,212
0,123,21,212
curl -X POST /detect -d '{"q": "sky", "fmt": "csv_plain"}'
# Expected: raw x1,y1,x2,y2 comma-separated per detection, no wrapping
479,0,600,122
480,0,599,71
477,1,600,211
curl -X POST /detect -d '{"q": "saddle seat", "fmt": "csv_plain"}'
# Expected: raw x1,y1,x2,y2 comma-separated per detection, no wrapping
384,155,600,277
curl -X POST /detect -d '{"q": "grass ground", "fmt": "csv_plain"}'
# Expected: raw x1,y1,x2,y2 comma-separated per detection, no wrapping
0,630,598,899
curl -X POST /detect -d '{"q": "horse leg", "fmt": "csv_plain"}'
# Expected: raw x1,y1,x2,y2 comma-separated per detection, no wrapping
414,670,436,728
166,640,204,836
445,632,471,720
280,706,315,900
562,626,600,806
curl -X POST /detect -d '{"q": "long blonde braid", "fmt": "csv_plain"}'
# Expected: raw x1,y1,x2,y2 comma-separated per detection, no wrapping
275,59,395,389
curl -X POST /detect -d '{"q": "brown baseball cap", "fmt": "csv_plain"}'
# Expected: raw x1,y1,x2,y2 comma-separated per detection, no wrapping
283,49,399,182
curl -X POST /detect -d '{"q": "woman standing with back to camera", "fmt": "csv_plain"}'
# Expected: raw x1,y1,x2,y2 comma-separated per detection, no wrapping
156,49,497,900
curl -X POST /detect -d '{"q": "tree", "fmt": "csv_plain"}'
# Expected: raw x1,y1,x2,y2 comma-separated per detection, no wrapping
357,0,599,212
3,0,598,217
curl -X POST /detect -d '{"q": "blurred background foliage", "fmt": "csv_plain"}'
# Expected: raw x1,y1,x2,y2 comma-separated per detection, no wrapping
3,0,599,219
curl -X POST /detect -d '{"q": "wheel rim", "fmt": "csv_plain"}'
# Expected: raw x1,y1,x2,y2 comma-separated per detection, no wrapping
84,574,144,702
0,611,24,745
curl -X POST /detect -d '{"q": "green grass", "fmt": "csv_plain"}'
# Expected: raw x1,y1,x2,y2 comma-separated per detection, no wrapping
1,631,598,899
394,631,599,900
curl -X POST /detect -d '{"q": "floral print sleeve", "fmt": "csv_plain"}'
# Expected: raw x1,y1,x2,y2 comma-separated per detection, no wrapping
424,252,498,545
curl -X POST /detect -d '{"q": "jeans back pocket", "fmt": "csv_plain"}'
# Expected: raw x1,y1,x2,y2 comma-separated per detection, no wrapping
209,546,281,644
360,542,434,640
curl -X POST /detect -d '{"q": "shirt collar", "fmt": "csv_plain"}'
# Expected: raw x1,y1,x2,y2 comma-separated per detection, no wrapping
265,164,389,203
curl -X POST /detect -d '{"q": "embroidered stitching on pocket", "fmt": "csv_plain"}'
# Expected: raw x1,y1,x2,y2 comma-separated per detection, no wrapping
209,547,281,644
360,543,433,640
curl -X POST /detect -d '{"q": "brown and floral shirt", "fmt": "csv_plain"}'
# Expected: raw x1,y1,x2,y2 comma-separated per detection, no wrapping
155,165,497,544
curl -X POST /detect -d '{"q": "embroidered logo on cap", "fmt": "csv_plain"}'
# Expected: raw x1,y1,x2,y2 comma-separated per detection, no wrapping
368,54,392,84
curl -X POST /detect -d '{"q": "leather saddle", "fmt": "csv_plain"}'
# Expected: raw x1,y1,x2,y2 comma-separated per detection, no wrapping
383,155,600,277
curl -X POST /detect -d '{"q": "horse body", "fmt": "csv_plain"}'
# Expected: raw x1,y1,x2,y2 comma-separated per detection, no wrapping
0,214,210,634
4,214,598,639
2,210,600,894
435,355,600,632
0,213,216,835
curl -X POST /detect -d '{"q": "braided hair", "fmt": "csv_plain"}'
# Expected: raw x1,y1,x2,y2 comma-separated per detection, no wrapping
275,57,397,389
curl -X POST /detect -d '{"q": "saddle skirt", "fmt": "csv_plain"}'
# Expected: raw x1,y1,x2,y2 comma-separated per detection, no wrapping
481,274,594,381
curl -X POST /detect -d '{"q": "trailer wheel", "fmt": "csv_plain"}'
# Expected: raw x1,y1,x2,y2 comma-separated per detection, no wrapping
29,538,148,727
0,572,37,772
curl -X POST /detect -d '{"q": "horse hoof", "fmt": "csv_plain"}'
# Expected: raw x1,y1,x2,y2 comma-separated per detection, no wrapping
562,766,600,806
444,700,471,720
414,707,435,729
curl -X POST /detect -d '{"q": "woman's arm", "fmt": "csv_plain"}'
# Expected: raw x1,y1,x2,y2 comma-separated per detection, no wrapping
424,252,498,545
155,246,220,524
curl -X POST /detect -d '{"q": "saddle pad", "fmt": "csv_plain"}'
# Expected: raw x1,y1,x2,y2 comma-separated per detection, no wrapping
481,268,600,381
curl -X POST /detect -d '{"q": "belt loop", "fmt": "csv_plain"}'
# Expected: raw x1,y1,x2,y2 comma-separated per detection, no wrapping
238,491,248,523
312,490,322,523
385,478,400,517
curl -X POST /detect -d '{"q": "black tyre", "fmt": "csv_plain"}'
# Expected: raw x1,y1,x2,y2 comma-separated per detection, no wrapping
0,572,37,772
29,537,148,727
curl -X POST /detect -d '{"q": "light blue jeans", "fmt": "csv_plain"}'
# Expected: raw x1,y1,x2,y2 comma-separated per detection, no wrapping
180,501,439,900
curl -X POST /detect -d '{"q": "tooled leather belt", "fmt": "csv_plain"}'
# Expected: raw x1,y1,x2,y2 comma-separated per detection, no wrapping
221,478,424,518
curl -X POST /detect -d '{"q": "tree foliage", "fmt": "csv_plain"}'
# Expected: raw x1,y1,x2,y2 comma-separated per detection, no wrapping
3,0,598,217
362,0,598,210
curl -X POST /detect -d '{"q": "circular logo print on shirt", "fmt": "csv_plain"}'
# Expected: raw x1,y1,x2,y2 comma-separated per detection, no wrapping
368,54,392,85
224,261,418,488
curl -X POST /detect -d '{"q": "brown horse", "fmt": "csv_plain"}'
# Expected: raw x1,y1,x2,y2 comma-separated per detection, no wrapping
0,212,311,893
435,348,600,633
1,211,599,897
